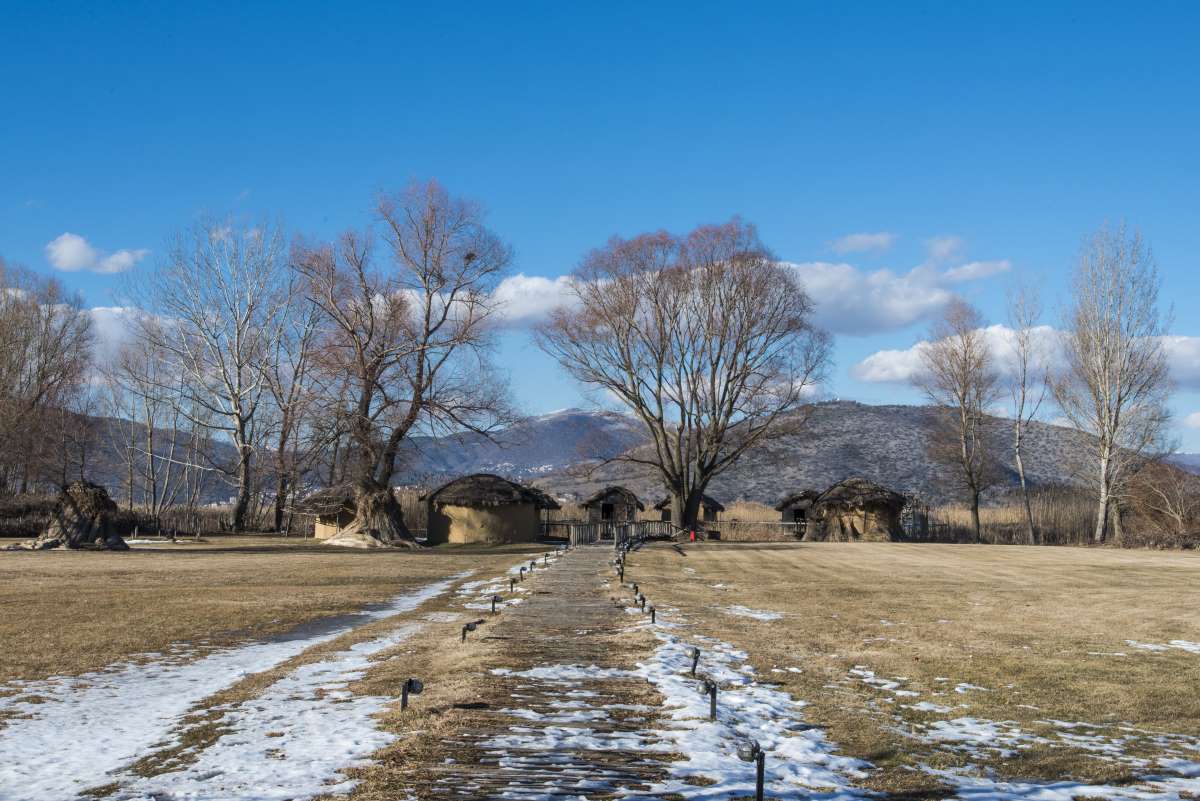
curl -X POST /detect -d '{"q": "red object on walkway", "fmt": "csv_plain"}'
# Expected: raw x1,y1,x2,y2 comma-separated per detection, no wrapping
689,529,696,542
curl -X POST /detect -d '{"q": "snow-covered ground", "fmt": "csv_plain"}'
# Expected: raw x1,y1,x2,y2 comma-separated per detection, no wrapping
0,573,471,801
630,616,871,800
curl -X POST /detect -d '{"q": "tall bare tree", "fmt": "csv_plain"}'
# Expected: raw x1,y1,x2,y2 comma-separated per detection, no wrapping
100,327,190,525
136,222,287,530
0,259,93,493
538,219,831,528
916,299,1001,542
262,273,325,532
1053,223,1172,544
295,180,513,545
1006,285,1048,544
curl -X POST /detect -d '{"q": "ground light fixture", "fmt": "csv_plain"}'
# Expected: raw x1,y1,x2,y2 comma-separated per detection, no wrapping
736,739,766,801
699,677,718,721
400,677,424,711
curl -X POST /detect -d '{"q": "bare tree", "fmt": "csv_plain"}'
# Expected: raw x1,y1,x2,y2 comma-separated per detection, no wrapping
915,299,1001,542
262,273,325,532
295,180,513,545
100,328,190,526
1130,459,1200,541
135,222,287,530
1053,223,1173,544
0,260,93,493
537,219,831,528
1006,285,1048,544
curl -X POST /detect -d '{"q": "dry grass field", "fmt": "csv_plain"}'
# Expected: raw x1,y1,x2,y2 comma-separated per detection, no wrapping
626,541,1200,794
0,536,543,684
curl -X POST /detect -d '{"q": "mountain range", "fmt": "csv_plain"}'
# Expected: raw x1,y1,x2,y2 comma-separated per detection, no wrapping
76,402,1194,509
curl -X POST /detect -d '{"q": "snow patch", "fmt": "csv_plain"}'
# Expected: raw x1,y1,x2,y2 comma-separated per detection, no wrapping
0,574,469,801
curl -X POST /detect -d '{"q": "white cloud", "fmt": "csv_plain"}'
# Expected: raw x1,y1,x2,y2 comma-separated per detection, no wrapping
828,231,896,256
853,324,1065,383
97,248,149,274
484,234,1006,336
1161,336,1200,390
787,261,955,336
45,232,148,274
854,326,1200,393
45,233,99,271
490,273,577,326
851,341,932,383
88,306,140,367
944,259,1011,283
926,235,965,262
1185,412,1200,430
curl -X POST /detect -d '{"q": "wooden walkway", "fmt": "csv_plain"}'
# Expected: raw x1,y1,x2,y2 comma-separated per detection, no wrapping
403,546,672,799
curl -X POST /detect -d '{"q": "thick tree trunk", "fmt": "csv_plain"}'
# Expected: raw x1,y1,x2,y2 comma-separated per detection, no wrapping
231,445,253,532
322,480,419,549
970,491,982,543
1014,426,1036,545
272,473,288,533
1094,455,1111,544
669,487,705,531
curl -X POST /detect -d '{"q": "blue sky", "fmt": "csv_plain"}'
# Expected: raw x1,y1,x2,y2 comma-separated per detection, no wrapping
3,2,1199,445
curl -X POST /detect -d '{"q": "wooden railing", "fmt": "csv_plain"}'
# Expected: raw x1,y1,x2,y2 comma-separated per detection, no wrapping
541,519,682,546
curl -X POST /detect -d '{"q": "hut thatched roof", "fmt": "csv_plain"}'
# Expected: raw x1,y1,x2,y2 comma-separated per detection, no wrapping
424,473,557,509
294,485,357,516
580,486,644,511
775,489,820,512
652,494,725,513
526,486,562,511
814,478,904,510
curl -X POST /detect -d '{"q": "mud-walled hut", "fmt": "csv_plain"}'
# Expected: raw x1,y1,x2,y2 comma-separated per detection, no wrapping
807,478,905,542
424,473,557,545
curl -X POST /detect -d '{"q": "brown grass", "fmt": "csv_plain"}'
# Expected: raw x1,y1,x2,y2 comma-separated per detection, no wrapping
0,536,546,684
626,541,1200,791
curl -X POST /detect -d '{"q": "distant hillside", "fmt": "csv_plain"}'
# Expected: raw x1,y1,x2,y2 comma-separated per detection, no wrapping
531,401,1098,507
1168,453,1200,475
77,409,645,505
73,402,1110,509
393,409,647,484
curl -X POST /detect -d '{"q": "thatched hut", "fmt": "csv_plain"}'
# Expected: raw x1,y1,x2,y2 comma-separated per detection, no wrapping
653,494,724,523
581,486,643,523
775,489,820,525
807,478,905,542
295,485,357,541
423,474,557,545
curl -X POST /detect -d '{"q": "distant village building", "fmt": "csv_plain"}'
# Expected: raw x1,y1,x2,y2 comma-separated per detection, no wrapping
775,490,820,526
580,486,643,523
806,477,905,542
295,485,357,541
423,473,559,545
653,494,724,523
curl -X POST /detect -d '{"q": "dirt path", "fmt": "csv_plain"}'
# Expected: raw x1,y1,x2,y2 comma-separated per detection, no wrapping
395,545,674,800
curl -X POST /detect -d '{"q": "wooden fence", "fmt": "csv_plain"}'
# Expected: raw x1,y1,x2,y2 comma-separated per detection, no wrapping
541,519,680,547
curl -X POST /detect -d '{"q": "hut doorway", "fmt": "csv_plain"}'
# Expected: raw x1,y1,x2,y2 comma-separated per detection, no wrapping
601,503,614,521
